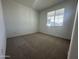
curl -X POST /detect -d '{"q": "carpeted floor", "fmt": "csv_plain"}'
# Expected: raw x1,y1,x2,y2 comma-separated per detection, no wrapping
6,32,70,59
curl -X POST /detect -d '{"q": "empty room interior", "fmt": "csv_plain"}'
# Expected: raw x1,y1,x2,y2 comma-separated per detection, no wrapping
0,0,78,59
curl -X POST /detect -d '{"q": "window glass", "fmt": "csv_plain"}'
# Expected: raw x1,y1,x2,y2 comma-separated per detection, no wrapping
47,8,64,27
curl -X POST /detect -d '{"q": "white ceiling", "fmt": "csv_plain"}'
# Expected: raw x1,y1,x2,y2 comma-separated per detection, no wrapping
13,0,65,11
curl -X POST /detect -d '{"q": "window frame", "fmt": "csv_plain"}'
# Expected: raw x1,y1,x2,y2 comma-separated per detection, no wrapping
47,8,65,27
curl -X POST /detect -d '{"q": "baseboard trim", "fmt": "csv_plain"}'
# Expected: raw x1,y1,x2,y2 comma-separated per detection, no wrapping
7,32,38,39
38,32,70,40
7,32,71,41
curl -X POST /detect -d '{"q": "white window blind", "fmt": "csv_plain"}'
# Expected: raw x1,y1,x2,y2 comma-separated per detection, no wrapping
47,8,64,27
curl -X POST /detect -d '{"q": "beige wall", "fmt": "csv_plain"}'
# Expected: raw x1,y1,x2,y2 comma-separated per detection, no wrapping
39,0,77,39
2,0,39,38
0,0,6,59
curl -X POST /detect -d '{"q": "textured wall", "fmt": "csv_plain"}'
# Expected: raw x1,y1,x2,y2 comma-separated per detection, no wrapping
2,0,39,38
0,0,6,59
39,0,77,39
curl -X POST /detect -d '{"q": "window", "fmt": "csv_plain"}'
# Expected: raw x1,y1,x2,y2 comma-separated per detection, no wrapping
47,8,64,27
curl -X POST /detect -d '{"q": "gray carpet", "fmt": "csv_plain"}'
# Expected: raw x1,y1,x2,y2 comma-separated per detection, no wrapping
6,32,70,59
